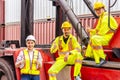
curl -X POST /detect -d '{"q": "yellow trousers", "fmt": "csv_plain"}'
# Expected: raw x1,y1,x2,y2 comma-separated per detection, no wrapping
85,34,112,63
48,52,83,80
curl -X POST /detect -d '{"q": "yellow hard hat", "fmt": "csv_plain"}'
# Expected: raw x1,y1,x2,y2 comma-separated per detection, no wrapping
93,2,105,10
61,21,72,29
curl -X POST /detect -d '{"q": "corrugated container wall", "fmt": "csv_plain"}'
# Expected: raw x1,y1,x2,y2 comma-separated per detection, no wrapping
5,0,21,23
5,0,21,41
0,0,4,24
67,0,120,15
34,20,56,45
5,0,55,22
0,0,5,42
5,24,21,41
3,0,120,45
34,0,120,19
34,0,56,20
5,0,120,23
101,0,120,12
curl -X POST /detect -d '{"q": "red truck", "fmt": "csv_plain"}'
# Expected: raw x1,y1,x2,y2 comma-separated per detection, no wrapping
0,0,120,80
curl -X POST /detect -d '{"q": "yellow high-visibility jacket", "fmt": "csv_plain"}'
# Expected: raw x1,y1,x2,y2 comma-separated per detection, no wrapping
50,34,81,57
90,12,118,37
20,49,40,75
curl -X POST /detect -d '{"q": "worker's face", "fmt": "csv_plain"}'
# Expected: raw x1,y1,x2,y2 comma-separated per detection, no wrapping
62,27,71,38
95,8,104,16
26,40,35,50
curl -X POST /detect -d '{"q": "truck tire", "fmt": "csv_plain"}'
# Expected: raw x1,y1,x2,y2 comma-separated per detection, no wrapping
0,58,15,80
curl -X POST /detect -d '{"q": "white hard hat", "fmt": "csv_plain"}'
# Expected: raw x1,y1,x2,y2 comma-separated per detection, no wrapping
26,35,36,42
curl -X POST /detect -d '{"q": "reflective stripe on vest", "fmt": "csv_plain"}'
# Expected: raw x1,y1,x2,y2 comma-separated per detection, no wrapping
20,49,40,75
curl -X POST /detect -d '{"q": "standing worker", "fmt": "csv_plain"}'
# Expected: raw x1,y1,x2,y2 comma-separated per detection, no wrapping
15,35,43,80
48,21,83,80
85,1,118,67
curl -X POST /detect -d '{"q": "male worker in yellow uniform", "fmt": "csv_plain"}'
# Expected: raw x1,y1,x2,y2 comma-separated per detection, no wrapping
85,1,118,67
48,21,83,80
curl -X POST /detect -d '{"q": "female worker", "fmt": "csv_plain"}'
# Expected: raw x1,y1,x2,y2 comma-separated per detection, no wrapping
15,35,43,80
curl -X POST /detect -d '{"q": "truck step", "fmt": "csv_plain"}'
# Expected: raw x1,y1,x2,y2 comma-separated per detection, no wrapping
83,60,120,69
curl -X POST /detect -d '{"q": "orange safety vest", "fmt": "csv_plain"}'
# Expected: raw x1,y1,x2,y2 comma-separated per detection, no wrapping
20,49,40,75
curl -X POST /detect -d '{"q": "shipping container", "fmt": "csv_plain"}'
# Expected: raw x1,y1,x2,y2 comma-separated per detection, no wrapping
3,13,120,45
34,20,56,45
1,0,120,44
34,0,56,20
0,26,5,42
4,0,120,23
5,23,20,41
5,0,21,23
0,0,4,24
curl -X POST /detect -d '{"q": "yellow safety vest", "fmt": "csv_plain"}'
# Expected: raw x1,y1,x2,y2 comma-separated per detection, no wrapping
51,34,81,56
20,49,40,75
90,12,118,36
58,35,73,52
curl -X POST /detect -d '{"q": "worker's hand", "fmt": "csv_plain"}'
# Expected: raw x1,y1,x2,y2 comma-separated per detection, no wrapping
15,60,24,68
64,52,69,62
51,41,57,49
86,27,92,33
36,60,42,68
82,45,86,55
50,43,58,53
21,59,25,64
53,43,57,48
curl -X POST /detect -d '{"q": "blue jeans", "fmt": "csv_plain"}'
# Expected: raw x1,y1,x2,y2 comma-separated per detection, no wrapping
21,74,40,80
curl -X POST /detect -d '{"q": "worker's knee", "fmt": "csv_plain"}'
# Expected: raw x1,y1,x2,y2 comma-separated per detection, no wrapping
90,36,101,45
48,68,54,74
48,67,59,75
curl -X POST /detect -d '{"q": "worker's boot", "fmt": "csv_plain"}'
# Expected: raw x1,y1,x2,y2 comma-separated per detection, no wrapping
95,59,106,67
75,76,82,80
